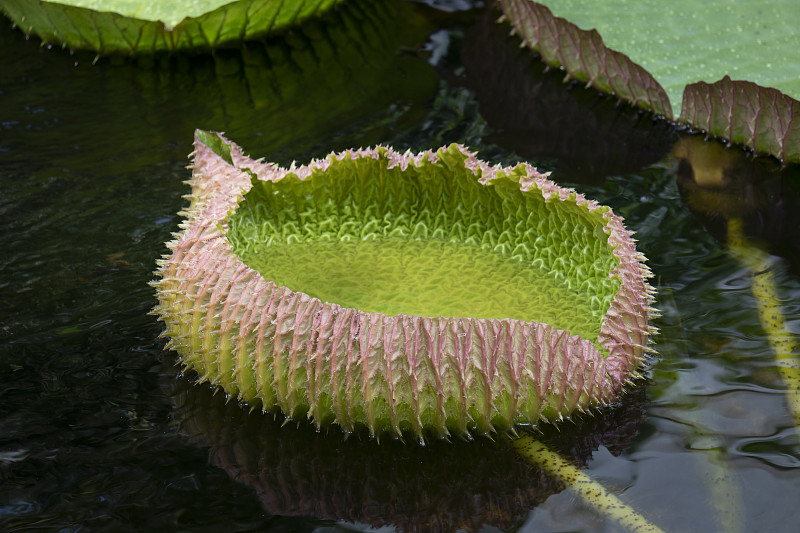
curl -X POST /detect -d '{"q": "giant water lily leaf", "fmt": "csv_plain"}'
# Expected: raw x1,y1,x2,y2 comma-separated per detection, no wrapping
497,0,671,118
0,0,345,54
462,7,677,182
499,0,800,163
530,0,800,117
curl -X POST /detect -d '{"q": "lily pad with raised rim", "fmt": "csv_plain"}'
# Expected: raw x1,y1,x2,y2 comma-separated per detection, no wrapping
151,131,656,439
498,0,800,163
0,0,345,54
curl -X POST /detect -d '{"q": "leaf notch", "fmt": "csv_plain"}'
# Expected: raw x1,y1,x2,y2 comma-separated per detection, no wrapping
0,0,346,55
497,0,672,119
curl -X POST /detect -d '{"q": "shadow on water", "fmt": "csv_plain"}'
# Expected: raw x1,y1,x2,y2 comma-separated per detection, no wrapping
0,0,439,171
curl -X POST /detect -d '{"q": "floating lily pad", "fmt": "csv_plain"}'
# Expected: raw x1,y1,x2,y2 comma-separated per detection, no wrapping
496,0,671,118
151,131,655,439
497,0,800,163
461,6,677,182
531,0,800,118
0,0,345,54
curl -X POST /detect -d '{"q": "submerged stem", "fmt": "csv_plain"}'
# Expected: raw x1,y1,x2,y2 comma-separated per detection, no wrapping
699,441,745,533
726,217,800,436
512,435,664,533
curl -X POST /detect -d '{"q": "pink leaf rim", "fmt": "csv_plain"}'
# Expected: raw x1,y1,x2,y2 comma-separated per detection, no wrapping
681,75,800,164
497,0,672,119
151,132,656,439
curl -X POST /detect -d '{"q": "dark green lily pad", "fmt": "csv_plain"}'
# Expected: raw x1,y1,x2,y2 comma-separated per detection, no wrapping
0,0,345,54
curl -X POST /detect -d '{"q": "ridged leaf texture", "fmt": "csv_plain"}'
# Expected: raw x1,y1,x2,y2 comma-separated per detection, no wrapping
502,0,800,162
681,77,800,164
496,0,671,118
151,131,655,439
0,0,345,54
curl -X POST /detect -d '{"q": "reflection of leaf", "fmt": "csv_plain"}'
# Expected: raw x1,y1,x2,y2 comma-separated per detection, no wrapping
14,0,437,171
497,0,671,118
682,77,800,163
172,371,648,531
672,134,800,274
175,377,558,532
462,6,676,182
0,0,345,54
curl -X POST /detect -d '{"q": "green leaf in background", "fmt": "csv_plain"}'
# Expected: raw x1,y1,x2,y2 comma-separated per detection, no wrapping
533,0,800,118
0,0,345,54
4,0,437,175
683,76,800,163
461,6,677,182
42,0,243,27
499,0,800,163
497,0,671,118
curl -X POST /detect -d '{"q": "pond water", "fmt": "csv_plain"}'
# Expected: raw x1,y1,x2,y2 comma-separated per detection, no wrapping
2,1,799,532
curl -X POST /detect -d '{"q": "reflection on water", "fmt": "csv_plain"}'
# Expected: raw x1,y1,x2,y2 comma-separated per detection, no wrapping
171,366,647,532
673,134,800,273
1,0,800,531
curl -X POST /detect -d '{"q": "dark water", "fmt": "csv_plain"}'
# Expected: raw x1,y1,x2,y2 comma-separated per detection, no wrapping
2,1,799,532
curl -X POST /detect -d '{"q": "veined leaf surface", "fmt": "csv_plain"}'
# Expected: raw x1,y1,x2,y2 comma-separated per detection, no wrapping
500,0,800,162
534,0,800,118
0,0,345,54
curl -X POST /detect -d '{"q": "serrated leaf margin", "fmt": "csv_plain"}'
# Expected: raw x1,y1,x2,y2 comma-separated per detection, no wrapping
497,0,672,119
681,76,800,164
0,0,345,55
150,131,656,440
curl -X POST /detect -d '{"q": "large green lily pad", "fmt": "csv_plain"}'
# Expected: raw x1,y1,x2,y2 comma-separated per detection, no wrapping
498,0,800,163
534,0,800,118
0,0,345,54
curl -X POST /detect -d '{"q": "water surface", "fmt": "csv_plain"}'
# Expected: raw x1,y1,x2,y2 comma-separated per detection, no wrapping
2,1,799,532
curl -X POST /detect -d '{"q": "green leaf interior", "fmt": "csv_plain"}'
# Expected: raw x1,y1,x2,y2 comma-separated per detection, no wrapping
227,146,621,350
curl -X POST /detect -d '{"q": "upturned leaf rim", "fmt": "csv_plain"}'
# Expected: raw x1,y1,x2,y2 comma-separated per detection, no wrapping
151,131,655,439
